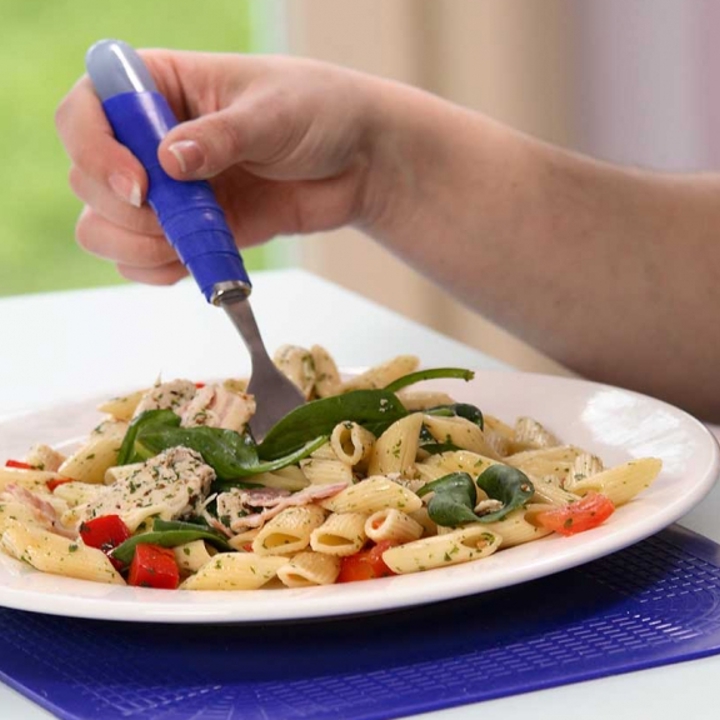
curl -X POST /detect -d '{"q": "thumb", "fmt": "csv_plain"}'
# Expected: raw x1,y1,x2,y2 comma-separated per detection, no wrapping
158,97,299,180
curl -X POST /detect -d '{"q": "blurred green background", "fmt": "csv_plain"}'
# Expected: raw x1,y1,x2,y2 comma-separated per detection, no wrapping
0,0,276,297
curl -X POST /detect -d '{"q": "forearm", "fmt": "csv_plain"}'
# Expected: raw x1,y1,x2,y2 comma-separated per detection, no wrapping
360,80,720,420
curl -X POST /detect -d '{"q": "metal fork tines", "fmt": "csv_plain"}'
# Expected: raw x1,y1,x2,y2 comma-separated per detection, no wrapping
218,290,305,441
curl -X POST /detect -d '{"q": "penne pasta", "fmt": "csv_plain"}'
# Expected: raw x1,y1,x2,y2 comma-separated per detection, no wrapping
273,345,316,399
419,450,499,481
422,415,502,460
252,505,326,556
330,421,375,467
0,468,61,494
367,413,424,476
180,553,288,591
276,550,341,587
1,525,124,585
341,355,419,392
365,508,424,544
396,390,455,412
482,507,554,548
300,456,354,486
97,389,146,422
58,420,128,484
382,524,502,574
310,512,368,556
513,417,561,451
247,466,309,493
567,457,662,507
311,345,343,398
173,540,218,574
320,476,423,515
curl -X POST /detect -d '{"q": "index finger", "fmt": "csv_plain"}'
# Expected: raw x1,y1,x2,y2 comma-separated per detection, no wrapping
55,74,148,199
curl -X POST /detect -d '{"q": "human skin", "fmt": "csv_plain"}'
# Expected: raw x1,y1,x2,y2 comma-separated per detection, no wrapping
55,50,720,421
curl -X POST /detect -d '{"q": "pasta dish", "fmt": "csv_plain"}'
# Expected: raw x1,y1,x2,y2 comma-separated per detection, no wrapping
0,347,662,591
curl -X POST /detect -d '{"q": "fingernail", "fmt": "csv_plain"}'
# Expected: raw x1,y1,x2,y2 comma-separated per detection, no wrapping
109,173,142,208
168,140,204,174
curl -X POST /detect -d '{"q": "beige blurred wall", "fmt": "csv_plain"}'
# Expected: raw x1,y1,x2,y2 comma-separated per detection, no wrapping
283,0,575,374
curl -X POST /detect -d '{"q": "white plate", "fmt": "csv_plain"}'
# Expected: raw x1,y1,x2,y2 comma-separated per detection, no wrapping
0,370,718,623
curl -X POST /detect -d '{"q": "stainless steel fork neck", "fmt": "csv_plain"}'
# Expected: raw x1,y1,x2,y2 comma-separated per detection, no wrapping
211,280,252,306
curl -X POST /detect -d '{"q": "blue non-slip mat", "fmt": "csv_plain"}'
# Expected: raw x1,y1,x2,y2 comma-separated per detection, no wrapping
2,524,720,720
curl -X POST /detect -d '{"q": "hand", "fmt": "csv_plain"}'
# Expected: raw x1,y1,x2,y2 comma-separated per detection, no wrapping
56,51,384,284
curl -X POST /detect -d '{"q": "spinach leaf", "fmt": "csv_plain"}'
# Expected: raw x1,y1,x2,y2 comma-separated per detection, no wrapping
116,409,180,465
419,442,462,456
416,465,535,527
258,367,477,461
111,518,232,565
424,402,484,430
258,389,407,460
475,465,535,523
117,409,326,479
383,367,475,394
417,472,481,527
139,427,327,479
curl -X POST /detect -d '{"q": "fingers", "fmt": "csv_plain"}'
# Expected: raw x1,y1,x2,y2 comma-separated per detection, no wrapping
68,166,161,237
76,207,182,284
158,87,311,181
56,75,148,206
116,261,188,286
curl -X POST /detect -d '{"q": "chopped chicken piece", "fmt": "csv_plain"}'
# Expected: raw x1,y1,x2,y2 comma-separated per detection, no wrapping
132,379,197,417
180,383,256,432
77,447,215,532
23,443,66,472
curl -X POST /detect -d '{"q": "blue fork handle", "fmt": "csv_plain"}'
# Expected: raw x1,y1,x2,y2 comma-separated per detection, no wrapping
86,39,250,302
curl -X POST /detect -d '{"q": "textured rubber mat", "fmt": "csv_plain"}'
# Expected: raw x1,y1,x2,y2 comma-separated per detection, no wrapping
1,524,720,720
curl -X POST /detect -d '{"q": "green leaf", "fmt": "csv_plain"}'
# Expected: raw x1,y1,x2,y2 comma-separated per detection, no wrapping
111,518,232,565
116,410,180,465
424,402,484,430
383,368,475,394
475,465,535,523
140,427,327,480
419,442,462,456
417,472,481,527
258,389,407,460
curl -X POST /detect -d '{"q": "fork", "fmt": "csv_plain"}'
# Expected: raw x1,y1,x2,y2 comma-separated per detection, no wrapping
85,39,304,439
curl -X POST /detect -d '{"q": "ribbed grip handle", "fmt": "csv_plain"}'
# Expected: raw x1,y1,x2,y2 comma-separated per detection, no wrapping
86,40,250,302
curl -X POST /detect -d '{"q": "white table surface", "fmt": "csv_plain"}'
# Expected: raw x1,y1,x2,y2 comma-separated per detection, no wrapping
1,268,719,720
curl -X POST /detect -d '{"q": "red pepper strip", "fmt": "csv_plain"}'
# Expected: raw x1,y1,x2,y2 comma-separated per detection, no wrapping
127,544,180,589
195,382,206,388
46,478,74,492
534,492,615,536
79,515,132,570
337,540,397,583
5,460,35,470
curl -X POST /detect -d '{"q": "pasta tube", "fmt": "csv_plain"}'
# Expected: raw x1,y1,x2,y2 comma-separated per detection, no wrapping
310,512,368,556
1,525,124,585
365,508,424,544
277,551,341,587
252,505,326,556
367,413,423,476
180,553,288,590
320,476,423,515
58,420,128,484
567,457,662,507
341,355,419,392
330,422,375,467
382,525,502,574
